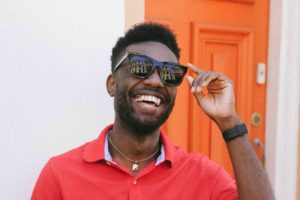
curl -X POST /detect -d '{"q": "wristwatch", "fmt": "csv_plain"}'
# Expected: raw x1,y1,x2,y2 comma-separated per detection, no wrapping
222,123,248,142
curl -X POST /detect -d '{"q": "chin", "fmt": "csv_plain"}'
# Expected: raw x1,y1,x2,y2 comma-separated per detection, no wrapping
122,113,167,136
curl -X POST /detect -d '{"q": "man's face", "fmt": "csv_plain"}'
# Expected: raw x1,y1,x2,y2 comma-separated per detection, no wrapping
112,42,178,135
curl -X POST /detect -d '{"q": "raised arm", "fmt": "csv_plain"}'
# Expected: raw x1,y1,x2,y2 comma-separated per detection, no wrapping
187,63,274,200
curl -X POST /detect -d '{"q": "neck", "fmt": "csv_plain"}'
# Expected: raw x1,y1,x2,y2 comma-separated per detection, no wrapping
111,122,161,158
109,120,161,174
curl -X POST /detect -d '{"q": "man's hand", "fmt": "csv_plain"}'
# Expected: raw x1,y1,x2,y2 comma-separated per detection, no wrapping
186,63,241,131
186,63,275,200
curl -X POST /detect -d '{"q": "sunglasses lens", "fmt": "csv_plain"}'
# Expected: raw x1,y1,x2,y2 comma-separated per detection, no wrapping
128,54,187,86
128,55,153,78
160,64,187,86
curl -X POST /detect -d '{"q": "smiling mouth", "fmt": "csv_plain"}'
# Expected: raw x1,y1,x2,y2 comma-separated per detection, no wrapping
135,95,162,107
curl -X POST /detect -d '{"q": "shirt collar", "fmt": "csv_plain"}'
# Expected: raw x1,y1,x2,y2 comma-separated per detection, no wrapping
104,133,166,166
83,124,175,166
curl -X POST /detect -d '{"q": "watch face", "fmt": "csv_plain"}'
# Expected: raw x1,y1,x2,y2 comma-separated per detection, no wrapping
236,124,248,134
222,124,248,142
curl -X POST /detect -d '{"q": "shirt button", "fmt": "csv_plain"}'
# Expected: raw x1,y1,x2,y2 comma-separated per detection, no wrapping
133,179,137,184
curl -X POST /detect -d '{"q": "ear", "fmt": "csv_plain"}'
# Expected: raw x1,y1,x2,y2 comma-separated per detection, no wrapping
106,74,116,97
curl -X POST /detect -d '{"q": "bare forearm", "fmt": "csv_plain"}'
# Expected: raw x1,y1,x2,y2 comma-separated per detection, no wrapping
227,135,274,199
215,116,275,200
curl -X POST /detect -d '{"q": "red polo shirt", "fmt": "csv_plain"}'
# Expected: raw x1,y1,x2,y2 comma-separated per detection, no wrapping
31,124,238,200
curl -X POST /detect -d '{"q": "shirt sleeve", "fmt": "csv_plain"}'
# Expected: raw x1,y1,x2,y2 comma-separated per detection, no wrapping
31,159,63,200
209,164,238,200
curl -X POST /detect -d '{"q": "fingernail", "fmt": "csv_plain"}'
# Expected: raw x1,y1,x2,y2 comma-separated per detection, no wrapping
187,76,193,85
191,87,196,93
196,86,201,93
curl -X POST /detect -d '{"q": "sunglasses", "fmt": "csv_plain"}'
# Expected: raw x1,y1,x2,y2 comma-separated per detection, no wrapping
113,53,188,86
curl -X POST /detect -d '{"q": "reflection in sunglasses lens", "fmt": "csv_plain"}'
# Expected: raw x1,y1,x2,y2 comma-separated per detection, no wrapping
128,55,186,86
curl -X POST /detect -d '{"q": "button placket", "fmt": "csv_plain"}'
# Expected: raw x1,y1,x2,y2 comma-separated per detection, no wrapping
133,178,137,185
129,177,138,200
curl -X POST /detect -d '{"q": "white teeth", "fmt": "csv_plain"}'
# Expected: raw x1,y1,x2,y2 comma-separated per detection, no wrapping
136,95,161,106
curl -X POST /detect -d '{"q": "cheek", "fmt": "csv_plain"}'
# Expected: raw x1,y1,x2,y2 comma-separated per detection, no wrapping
115,77,140,101
116,74,145,94
167,87,177,100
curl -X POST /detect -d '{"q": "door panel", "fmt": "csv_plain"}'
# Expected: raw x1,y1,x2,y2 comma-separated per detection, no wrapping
146,0,269,177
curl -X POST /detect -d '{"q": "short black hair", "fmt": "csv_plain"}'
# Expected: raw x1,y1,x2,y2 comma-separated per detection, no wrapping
110,22,181,72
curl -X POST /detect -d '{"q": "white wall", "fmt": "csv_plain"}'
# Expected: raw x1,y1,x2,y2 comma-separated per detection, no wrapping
0,1,124,199
266,0,300,199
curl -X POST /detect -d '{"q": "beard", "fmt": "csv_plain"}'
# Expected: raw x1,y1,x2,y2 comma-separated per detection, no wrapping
114,85,175,136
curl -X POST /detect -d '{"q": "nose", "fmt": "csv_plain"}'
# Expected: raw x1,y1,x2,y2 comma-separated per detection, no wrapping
143,68,164,88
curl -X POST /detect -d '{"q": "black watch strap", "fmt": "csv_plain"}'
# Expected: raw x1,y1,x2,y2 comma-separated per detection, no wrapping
222,123,248,142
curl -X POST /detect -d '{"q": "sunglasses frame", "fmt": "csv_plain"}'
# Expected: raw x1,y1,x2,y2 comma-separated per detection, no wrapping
113,52,188,86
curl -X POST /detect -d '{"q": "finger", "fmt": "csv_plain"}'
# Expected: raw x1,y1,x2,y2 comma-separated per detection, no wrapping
192,72,211,94
199,72,212,87
186,75,194,86
203,72,229,87
203,72,220,85
187,63,205,74
187,73,206,100
186,75,199,93
193,72,226,94
190,72,207,93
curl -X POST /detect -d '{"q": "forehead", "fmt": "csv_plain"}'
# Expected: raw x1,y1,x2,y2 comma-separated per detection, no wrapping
125,41,178,63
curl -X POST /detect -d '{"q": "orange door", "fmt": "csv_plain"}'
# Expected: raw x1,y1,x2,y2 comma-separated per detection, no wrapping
146,0,269,176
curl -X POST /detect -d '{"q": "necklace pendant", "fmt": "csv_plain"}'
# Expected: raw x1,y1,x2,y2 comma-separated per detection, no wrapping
132,161,139,172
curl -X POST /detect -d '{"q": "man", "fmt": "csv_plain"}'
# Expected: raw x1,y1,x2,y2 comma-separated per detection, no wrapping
31,23,274,199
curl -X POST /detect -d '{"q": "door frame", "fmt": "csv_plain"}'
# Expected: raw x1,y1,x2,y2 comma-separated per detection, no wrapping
265,0,300,199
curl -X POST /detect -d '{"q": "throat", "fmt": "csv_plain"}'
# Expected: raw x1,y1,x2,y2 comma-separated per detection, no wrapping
107,130,161,173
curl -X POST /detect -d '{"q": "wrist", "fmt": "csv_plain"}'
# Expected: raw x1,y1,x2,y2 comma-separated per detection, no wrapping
222,123,248,142
214,114,243,132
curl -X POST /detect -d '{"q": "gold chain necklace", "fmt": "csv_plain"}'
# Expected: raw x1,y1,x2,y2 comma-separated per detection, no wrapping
107,133,160,172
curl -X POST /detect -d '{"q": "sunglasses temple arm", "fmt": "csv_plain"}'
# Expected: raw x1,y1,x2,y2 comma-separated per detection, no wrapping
113,53,129,72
